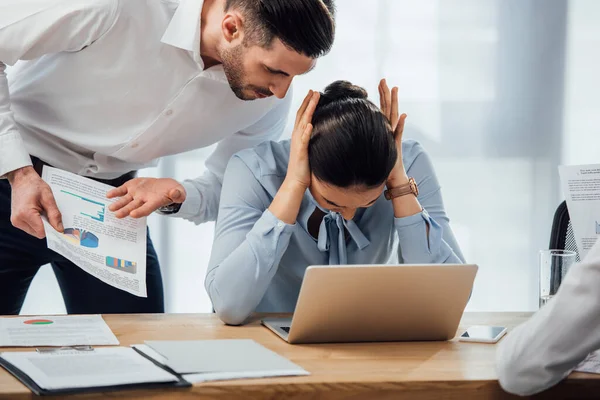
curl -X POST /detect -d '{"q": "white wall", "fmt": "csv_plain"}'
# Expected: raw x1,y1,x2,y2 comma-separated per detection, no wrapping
562,0,600,165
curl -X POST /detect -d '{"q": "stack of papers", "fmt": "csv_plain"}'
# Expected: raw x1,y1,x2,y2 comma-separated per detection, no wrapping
134,339,309,383
0,348,179,392
0,315,119,347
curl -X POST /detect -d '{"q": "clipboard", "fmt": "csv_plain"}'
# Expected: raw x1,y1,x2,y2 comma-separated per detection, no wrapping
0,347,191,396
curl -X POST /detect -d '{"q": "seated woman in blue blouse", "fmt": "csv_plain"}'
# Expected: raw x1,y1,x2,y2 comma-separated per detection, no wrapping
206,79,465,325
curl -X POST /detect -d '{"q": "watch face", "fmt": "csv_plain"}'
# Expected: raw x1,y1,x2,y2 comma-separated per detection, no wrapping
159,203,182,214
410,177,419,196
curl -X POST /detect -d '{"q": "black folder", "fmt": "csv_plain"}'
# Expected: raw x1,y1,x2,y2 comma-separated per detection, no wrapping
0,347,191,396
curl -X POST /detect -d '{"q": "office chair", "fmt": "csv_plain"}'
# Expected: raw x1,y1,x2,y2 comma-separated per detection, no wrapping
548,201,580,293
549,201,580,260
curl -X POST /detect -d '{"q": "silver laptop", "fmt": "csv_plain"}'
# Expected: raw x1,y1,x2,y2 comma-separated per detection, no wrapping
262,264,477,344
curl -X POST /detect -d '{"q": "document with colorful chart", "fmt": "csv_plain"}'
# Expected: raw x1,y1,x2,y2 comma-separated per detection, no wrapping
559,164,600,260
0,315,119,347
41,166,147,297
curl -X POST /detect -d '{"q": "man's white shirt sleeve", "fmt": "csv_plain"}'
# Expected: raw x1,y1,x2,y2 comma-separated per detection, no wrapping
497,239,600,396
0,0,118,177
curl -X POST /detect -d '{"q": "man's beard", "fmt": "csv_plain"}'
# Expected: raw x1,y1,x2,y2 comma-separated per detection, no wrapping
220,44,272,101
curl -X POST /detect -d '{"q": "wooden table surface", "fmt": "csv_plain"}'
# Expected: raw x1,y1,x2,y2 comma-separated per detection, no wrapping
0,312,598,399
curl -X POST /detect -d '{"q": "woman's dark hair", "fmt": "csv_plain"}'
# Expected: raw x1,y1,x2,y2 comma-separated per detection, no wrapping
308,80,397,188
224,0,335,58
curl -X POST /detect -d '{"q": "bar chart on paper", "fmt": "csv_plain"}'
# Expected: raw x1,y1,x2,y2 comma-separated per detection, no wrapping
106,257,137,274
60,190,106,222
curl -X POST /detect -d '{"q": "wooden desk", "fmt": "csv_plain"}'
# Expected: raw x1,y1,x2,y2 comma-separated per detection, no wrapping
0,312,598,399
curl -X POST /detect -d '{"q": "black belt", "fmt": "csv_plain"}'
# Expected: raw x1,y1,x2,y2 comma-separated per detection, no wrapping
30,156,136,188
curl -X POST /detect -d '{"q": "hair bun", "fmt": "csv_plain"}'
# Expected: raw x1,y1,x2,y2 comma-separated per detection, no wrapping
321,80,368,104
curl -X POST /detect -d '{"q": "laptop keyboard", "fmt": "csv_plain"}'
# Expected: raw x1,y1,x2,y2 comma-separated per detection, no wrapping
281,326,290,333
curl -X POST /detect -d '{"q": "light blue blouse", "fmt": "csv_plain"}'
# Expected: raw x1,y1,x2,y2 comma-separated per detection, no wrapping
206,139,465,325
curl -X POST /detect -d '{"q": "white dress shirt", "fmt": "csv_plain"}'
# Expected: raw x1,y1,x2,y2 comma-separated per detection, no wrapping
0,0,292,224
497,239,600,396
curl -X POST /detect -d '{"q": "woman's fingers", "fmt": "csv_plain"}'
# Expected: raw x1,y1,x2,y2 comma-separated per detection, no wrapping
299,92,320,130
382,79,391,119
390,87,399,130
295,90,314,128
379,80,403,133
301,123,313,146
293,91,318,146
395,113,407,141
379,79,387,117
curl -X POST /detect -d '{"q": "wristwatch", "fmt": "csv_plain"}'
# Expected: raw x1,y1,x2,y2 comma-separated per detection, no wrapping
157,202,182,215
384,177,419,200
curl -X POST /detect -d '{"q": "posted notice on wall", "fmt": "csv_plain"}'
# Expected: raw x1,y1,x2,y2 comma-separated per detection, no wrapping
559,164,600,260
41,166,147,297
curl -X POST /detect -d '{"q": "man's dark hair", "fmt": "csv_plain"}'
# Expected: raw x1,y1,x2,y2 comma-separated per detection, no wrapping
308,81,398,188
224,0,336,58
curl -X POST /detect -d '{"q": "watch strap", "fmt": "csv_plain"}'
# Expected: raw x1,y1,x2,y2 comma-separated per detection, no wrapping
384,177,418,200
157,202,182,215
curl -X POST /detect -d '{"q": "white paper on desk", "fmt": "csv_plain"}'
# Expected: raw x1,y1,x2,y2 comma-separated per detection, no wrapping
134,340,309,382
131,344,304,384
41,166,147,297
559,164,600,259
181,369,309,384
0,347,177,390
0,315,119,347
575,349,600,374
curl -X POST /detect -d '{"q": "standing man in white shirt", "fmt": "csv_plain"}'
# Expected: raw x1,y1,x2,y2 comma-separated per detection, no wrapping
497,239,600,395
0,0,335,315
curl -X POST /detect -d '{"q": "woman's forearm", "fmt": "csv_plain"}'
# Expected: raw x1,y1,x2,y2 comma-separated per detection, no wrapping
206,209,295,325
387,174,424,219
268,178,307,224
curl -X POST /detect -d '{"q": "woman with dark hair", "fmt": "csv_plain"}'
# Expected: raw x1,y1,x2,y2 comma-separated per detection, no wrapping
206,79,465,325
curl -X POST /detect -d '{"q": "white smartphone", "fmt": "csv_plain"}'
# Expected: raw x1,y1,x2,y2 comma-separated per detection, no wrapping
459,325,507,343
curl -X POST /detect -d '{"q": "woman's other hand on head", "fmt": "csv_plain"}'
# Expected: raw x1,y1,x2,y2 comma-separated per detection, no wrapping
286,89,320,190
378,79,408,185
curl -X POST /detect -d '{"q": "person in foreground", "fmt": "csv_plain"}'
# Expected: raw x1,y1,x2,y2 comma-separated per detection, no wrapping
497,239,600,396
206,79,465,326
0,0,334,314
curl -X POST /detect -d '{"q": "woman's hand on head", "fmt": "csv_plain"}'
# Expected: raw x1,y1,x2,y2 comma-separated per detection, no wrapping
286,89,320,190
269,90,320,225
379,79,409,187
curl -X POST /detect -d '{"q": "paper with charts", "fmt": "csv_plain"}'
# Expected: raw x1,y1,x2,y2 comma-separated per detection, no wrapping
0,315,119,347
41,166,147,297
559,164,600,260
575,349,600,374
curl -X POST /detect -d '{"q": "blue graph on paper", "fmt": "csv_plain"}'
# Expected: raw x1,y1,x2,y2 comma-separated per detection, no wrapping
61,190,105,222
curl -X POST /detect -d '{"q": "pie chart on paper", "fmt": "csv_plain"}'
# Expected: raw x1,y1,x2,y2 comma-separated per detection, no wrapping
63,228,99,248
23,319,54,325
